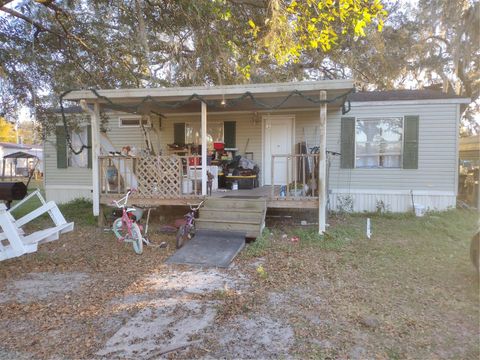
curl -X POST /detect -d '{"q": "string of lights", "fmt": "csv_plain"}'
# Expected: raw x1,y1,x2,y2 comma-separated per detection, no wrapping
59,86,354,154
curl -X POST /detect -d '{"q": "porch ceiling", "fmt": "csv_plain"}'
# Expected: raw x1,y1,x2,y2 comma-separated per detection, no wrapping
63,80,354,114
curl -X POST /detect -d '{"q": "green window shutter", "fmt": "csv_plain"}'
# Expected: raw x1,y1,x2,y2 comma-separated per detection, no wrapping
224,121,236,148
340,117,355,168
403,115,419,169
87,125,92,169
174,123,185,145
56,126,68,169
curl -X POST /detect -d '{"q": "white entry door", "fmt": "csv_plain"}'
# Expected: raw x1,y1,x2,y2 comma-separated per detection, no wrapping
264,115,294,185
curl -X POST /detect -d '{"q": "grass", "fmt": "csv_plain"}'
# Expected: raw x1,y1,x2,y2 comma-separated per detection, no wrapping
0,207,477,358
292,219,363,250
349,210,479,284
244,217,365,257
246,210,478,256
243,227,272,257
59,198,96,226
9,196,96,228
237,209,479,359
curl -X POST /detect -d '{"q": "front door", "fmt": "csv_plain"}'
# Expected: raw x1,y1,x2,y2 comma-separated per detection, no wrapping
264,115,294,185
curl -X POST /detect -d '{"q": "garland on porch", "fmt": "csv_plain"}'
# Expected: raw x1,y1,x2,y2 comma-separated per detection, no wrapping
58,87,354,154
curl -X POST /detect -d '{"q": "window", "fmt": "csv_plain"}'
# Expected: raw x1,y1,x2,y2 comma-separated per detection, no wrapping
355,117,403,168
68,126,89,168
185,122,224,150
119,116,150,127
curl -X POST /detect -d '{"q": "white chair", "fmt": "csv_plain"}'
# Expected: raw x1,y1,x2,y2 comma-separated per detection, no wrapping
0,190,74,261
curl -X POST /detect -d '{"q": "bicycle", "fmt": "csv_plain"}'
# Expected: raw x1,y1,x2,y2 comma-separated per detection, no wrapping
176,200,205,249
111,189,145,254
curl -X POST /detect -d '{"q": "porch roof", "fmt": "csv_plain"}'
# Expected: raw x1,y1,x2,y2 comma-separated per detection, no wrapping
63,80,354,114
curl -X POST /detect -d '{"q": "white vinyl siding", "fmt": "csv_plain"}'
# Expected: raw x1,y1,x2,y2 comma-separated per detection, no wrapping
44,139,92,187
44,114,147,189
326,104,458,193
44,102,459,209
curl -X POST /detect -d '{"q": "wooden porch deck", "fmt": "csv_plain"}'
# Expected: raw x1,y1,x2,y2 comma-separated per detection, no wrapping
99,154,320,209
100,185,319,209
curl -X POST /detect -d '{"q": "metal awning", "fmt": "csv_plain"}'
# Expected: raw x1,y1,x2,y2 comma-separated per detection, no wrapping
3,151,38,159
63,80,354,114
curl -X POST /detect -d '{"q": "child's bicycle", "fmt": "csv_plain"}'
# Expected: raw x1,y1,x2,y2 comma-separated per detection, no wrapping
111,189,154,254
176,200,205,249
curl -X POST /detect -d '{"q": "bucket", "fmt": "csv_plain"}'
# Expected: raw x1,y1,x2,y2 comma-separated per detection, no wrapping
213,142,225,151
414,204,426,217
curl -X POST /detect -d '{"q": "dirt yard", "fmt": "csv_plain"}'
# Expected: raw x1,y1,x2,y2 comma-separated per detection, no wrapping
0,202,478,359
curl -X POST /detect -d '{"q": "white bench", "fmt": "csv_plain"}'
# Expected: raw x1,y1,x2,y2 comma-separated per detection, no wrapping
0,190,74,261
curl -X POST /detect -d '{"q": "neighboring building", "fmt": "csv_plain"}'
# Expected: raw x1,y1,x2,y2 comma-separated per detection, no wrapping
460,135,480,165
459,135,480,208
43,81,470,232
0,142,43,178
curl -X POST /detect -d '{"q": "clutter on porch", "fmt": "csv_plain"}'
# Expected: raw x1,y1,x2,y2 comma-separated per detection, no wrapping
100,134,261,197
168,140,260,194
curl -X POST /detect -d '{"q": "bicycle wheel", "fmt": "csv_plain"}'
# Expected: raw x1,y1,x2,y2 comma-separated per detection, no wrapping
176,224,190,249
130,223,144,255
112,218,126,240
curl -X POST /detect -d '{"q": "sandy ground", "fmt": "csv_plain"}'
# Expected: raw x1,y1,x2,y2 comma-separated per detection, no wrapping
0,264,294,359
0,209,478,359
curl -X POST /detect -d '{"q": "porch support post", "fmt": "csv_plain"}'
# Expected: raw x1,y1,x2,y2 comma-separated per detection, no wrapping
81,100,100,216
201,101,207,196
91,102,101,216
319,90,327,234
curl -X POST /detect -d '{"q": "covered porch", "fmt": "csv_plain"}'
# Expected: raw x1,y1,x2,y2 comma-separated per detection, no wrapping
98,154,320,209
64,80,354,233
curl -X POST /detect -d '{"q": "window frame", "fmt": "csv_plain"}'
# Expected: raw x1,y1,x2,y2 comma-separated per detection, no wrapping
185,121,224,148
118,116,151,128
67,125,89,169
354,116,404,169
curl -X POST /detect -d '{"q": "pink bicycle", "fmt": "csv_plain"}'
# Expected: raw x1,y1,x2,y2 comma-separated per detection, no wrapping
112,190,144,254
176,200,205,249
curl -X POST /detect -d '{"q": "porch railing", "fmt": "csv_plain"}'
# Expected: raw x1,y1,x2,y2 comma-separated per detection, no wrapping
270,154,320,200
99,155,203,199
99,153,320,201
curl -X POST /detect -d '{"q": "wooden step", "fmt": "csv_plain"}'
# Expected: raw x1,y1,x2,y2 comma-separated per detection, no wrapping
196,218,261,226
199,208,263,222
199,198,267,238
196,219,261,236
205,198,266,210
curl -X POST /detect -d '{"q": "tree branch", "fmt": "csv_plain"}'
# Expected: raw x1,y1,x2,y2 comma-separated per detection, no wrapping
0,0,14,7
226,0,267,8
425,35,450,48
0,6,62,37
37,0,70,18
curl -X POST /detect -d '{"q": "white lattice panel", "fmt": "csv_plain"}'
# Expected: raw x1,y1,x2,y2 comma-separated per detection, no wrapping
136,156,182,198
